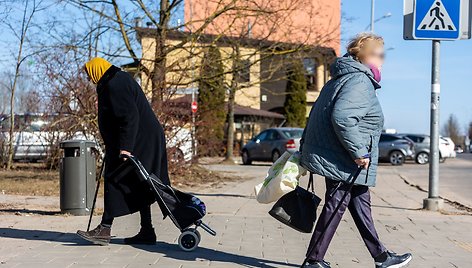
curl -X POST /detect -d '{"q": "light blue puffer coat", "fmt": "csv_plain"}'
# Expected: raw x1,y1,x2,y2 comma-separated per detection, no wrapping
300,54,384,187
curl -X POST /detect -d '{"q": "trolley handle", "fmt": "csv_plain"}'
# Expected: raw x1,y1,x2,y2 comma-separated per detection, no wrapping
120,154,150,179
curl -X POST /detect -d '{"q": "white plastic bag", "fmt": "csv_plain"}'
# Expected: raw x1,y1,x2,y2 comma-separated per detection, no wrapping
254,151,307,204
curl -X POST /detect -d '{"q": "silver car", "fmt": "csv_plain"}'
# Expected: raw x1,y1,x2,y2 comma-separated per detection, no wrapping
378,133,415,165
241,127,303,165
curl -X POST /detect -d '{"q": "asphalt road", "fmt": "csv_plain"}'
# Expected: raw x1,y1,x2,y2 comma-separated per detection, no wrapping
385,153,472,208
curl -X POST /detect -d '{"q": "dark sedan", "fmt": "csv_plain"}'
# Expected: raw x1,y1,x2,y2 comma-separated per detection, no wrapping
241,127,303,165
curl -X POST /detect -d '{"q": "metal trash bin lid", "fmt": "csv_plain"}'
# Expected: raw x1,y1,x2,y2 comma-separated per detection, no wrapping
60,139,97,149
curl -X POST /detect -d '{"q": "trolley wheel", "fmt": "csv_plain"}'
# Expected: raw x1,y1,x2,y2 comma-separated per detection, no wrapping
178,229,200,251
193,228,201,241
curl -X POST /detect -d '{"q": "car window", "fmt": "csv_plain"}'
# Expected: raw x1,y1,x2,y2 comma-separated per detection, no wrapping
266,130,281,141
280,129,303,139
406,135,424,143
255,131,268,141
380,135,397,142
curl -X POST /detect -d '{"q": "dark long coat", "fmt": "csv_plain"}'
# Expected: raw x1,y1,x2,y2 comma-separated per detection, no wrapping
97,66,170,217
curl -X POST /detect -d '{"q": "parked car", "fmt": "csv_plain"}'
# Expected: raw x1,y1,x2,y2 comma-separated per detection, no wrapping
441,137,456,158
0,114,192,163
241,127,303,165
398,134,454,164
378,133,415,165
455,145,463,154
400,134,431,164
166,127,193,163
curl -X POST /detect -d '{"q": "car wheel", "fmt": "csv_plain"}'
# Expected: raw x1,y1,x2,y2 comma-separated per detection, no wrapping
415,152,429,165
272,150,281,163
439,156,446,163
242,150,252,165
389,150,405,165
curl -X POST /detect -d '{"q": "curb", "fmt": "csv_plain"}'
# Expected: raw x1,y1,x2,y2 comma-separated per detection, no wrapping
398,174,472,215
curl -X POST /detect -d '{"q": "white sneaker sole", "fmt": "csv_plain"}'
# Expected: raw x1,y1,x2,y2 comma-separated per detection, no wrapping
385,255,412,268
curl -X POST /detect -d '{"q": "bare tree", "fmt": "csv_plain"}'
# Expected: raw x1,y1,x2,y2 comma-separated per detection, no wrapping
1,0,44,169
34,0,338,168
442,114,461,145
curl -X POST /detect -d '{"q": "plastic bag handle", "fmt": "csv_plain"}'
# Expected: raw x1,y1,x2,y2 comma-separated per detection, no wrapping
307,173,314,193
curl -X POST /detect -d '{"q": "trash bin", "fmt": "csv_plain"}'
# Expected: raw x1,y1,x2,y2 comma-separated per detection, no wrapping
59,140,97,216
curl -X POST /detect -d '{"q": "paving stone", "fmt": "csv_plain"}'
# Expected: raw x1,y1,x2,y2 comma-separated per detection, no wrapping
1,165,472,267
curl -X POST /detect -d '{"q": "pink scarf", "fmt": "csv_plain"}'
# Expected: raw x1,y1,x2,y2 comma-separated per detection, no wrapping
368,64,381,83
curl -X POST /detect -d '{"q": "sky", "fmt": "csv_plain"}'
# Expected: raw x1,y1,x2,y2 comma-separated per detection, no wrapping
341,0,472,135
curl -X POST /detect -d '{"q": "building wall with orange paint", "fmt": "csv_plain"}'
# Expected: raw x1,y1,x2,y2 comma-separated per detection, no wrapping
184,0,340,55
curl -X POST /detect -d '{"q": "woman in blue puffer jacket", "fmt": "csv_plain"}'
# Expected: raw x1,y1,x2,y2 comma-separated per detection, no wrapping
300,33,412,268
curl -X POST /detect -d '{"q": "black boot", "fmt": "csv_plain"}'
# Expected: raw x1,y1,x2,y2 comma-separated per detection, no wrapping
124,227,156,245
77,224,111,246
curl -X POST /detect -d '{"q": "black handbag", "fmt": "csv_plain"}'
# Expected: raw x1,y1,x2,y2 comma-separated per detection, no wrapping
268,173,322,233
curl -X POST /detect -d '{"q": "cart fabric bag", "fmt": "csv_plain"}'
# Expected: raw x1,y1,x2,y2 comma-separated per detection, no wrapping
254,151,307,204
149,174,207,230
268,173,321,233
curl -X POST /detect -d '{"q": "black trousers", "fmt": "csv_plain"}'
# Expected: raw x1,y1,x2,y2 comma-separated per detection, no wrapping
101,205,153,230
306,178,386,261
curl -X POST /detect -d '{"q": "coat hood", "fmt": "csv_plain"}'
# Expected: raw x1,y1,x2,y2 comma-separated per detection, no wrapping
330,54,381,89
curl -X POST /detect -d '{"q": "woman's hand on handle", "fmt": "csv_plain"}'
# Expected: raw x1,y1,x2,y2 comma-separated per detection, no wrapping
355,158,370,169
119,150,131,160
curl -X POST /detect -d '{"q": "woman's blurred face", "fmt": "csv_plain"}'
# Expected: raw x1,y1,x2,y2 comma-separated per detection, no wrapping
362,44,385,70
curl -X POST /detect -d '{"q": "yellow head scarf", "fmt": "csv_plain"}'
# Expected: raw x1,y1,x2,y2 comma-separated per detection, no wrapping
84,57,112,84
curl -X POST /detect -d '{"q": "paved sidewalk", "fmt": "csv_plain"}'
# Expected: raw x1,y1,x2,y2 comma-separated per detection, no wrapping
0,164,471,267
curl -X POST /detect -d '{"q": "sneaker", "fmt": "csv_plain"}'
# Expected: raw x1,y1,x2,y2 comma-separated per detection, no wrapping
124,227,156,245
375,251,412,268
77,224,111,246
303,260,331,268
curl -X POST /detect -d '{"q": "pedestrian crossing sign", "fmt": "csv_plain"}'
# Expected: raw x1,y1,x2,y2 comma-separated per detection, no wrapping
414,0,462,39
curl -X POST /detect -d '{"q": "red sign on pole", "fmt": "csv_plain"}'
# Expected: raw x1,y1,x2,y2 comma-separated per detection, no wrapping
191,101,198,113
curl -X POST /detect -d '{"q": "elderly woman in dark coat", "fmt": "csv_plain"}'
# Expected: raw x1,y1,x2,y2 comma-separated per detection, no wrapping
300,34,412,268
77,57,170,246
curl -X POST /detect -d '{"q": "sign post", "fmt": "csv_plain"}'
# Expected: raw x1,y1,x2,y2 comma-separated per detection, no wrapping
426,40,441,210
404,0,471,211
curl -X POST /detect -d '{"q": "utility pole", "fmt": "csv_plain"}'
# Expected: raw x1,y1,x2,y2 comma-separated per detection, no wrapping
370,0,375,32
189,0,197,158
423,40,444,211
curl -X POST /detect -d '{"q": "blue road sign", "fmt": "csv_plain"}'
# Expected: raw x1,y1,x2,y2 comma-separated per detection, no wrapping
413,0,462,40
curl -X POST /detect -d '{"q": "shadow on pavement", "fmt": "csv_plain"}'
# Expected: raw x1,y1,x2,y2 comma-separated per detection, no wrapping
188,192,254,199
0,229,298,267
132,241,299,268
0,228,88,245
0,209,62,216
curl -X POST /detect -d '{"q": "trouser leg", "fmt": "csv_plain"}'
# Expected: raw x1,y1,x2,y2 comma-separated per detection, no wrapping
140,205,153,230
306,178,352,261
101,211,114,227
348,185,386,258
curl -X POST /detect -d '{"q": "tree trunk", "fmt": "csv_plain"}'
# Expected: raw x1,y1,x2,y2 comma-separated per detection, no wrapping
224,46,241,163
151,0,170,113
151,41,165,112
225,85,236,162
6,63,21,170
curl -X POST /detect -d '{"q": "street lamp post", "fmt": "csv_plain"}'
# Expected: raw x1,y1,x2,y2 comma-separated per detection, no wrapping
366,12,392,32
371,0,375,32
